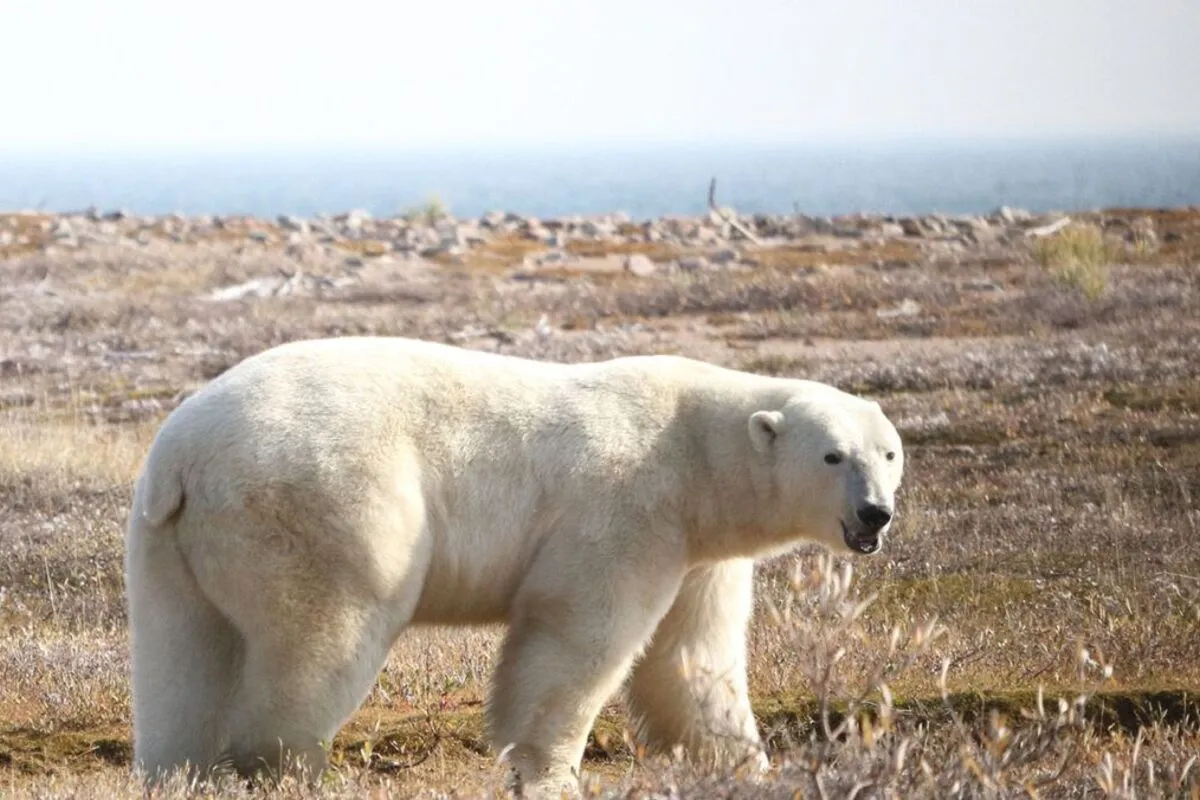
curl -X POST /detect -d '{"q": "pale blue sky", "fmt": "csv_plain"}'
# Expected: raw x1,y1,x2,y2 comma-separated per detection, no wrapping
3,0,1198,153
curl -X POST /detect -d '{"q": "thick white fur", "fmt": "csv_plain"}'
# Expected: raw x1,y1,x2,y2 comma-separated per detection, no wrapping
124,336,904,797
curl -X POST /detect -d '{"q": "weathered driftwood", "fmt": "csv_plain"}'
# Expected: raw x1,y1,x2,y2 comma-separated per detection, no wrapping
708,178,763,245
1024,216,1072,238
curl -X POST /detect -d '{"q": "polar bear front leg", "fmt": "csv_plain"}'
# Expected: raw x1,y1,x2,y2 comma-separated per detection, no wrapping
625,558,769,775
487,546,685,798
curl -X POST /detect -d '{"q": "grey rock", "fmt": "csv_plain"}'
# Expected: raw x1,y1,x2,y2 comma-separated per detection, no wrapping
422,242,465,260
800,215,836,235
278,215,310,233
951,216,992,235
876,298,922,319
623,253,656,277
340,209,372,233
676,256,712,272
479,210,505,229
899,218,925,237
711,248,740,265
206,276,287,301
537,250,570,266
994,206,1032,225
581,219,615,238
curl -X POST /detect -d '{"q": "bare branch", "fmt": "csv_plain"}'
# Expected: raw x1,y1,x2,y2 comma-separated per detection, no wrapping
708,177,763,245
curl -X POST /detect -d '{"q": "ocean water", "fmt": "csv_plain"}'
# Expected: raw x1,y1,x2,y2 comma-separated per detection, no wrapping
2,137,1199,220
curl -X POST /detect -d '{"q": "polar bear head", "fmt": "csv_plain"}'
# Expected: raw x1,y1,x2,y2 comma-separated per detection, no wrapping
749,389,905,556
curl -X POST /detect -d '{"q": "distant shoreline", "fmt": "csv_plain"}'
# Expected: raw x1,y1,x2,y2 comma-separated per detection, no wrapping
2,204,1190,286
2,203,1197,226
3,137,1199,220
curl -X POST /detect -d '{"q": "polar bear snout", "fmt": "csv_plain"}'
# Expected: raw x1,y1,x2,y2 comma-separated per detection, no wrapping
841,503,895,555
856,503,893,532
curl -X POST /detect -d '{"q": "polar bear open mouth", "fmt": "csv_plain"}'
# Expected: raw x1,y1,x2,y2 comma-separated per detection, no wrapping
841,521,882,555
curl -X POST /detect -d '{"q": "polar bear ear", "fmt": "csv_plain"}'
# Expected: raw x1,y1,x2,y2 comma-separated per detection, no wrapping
748,410,786,455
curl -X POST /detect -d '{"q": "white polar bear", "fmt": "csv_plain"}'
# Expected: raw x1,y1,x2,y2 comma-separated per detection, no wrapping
124,336,904,797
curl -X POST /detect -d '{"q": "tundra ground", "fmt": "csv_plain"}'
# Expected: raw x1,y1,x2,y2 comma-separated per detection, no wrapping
1,206,1198,797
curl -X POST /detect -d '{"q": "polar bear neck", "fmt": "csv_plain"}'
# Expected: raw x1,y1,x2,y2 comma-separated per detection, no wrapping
666,376,820,564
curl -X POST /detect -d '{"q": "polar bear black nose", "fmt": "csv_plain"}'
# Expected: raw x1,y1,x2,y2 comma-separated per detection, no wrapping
857,504,893,530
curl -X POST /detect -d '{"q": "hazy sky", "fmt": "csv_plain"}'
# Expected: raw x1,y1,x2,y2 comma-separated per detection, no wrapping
3,0,1198,153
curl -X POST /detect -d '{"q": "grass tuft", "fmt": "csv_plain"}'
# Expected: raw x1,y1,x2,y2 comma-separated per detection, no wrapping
1032,224,1116,300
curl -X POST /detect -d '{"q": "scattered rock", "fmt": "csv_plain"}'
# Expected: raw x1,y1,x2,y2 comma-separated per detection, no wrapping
623,254,656,277
204,272,353,302
876,299,922,319
537,250,571,267
479,210,506,229
581,219,615,238
336,209,372,234
675,256,712,273
278,215,309,233
710,248,740,266
995,206,1032,225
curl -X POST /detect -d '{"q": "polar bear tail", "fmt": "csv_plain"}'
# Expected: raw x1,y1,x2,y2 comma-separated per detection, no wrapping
134,437,185,528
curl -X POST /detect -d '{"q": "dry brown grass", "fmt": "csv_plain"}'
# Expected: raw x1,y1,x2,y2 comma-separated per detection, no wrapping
0,410,157,507
1,207,1199,797
1031,223,1119,300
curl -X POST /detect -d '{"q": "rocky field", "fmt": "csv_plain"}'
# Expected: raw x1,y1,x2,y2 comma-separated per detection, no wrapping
1,201,1198,798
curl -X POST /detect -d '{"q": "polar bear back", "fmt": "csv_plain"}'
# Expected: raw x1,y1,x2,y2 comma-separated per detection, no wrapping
137,336,886,624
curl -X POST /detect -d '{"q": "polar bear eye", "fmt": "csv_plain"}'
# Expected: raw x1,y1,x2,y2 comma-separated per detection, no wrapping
886,451,896,461
824,453,842,465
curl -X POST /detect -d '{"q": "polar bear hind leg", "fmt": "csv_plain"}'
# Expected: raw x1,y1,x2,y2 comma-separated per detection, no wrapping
625,558,769,774
126,510,243,785
129,489,426,785
192,516,418,784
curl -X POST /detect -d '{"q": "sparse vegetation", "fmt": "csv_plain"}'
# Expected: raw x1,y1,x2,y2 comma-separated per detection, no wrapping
401,194,450,226
1,206,1198,797
1032,223,1116,300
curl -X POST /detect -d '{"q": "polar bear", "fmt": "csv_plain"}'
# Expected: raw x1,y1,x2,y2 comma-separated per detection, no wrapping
124,336,904,797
